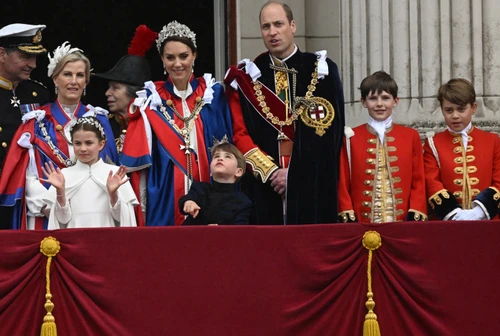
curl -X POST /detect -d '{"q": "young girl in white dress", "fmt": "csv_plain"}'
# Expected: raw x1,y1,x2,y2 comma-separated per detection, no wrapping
41,117,138,229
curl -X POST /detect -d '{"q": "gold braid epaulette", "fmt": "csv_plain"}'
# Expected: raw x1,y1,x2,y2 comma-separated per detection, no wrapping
245,148,278,183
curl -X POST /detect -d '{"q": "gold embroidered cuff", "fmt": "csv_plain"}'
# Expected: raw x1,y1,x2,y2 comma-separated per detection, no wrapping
428,189,461,219
245,148,278,183
338,210,356,223
474,187,500,218
427,189,450,207
408,209,427,221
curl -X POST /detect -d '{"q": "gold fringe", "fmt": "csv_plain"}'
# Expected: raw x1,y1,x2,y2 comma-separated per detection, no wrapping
40,237,61,336
362,231,382,336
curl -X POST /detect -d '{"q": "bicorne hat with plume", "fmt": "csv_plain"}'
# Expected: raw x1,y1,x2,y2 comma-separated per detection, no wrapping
93,25,157,87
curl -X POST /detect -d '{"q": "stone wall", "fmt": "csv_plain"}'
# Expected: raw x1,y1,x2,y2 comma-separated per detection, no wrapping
236,0,500,133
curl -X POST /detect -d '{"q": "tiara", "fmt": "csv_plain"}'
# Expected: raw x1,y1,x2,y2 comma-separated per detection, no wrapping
47,41,83,77
209,134,230,153
71,117,106,140
156,21,197,52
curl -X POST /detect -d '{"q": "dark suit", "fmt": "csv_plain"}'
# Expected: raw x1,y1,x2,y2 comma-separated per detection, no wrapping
179,180,252,225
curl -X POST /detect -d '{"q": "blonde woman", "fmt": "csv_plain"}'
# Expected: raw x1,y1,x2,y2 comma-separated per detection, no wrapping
0,42,117,230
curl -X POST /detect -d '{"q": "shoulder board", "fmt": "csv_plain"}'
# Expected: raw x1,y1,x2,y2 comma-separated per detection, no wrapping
344,126,355,138
425,131,435,139
28,79,48,90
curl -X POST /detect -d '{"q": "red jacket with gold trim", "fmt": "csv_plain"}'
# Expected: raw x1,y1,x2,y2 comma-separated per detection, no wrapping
338,123,427,223
423,126,500,219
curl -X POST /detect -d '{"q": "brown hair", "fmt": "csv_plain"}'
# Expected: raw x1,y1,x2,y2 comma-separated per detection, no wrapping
259,1,294,24
51,51,91,84
211,143,246,175
437,78,476,107
160,36,197,56
359,71,398,100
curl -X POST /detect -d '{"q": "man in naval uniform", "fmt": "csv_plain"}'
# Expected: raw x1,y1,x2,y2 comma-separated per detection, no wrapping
224,1,345,225
0,23,49,229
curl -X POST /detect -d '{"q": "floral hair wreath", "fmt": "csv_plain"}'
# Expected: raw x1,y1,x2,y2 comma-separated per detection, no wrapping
156,20,197,53
71,117,106,140
47,41,83,77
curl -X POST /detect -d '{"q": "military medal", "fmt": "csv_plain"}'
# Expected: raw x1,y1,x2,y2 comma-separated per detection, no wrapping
11,95,20,107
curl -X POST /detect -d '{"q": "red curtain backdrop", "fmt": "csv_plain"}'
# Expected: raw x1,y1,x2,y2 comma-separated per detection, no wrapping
1,221,499,336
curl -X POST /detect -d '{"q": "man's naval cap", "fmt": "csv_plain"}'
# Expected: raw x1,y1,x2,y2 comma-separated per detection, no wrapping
0,23,47,54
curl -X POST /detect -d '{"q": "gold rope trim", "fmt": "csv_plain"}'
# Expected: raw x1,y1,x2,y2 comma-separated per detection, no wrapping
40,237,61,336
362,231,382,336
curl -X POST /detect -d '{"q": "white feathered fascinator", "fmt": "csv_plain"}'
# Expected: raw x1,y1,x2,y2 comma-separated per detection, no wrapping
47,41,83,77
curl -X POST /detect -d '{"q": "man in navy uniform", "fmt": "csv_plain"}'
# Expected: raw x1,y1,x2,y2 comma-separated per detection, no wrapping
0,23,50,229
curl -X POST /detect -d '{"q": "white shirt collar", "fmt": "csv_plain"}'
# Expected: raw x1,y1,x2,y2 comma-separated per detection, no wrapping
447,122,472,149
270,45,298,64
368,115,393,143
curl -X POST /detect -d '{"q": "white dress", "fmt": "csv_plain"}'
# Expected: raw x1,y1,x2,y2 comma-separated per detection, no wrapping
24,104,112,229
44,159,138,229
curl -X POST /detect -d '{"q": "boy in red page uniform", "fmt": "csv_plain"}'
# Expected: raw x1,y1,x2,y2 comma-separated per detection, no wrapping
424,78,500,220
338,71,427,223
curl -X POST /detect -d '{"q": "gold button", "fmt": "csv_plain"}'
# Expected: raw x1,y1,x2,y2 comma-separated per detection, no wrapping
0,127,3,132
2,142,7,148
33,91,38,97
122,129,127,134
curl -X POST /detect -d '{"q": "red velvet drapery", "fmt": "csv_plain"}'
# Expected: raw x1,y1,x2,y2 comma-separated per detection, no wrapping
1,221,499,335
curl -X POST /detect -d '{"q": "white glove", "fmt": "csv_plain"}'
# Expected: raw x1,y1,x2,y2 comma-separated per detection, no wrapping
452,206,486,221
443,208,461,220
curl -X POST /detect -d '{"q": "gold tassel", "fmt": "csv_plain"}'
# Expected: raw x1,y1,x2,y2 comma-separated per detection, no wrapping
362,231,382,336
40,237,61,336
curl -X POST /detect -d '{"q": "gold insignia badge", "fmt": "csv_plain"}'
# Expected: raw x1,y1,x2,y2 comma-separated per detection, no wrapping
295,96,335,136
33,30,42,43
291,61,335,136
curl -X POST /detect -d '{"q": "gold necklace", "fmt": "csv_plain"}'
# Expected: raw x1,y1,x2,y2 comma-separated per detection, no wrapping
159,96,204,187
252,61,319,127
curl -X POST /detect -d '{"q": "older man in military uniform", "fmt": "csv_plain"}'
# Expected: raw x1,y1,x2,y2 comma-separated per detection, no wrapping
0,23,49,229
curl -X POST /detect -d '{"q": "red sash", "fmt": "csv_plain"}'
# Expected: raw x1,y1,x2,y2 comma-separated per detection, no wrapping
146,107,200,180
225,66,295,141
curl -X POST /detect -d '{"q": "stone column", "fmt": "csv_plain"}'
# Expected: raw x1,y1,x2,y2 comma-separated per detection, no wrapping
341,0,500,133
304,0,342,63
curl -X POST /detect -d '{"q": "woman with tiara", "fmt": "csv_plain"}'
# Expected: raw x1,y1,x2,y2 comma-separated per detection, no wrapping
121,21,233,226
0,42,118,230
